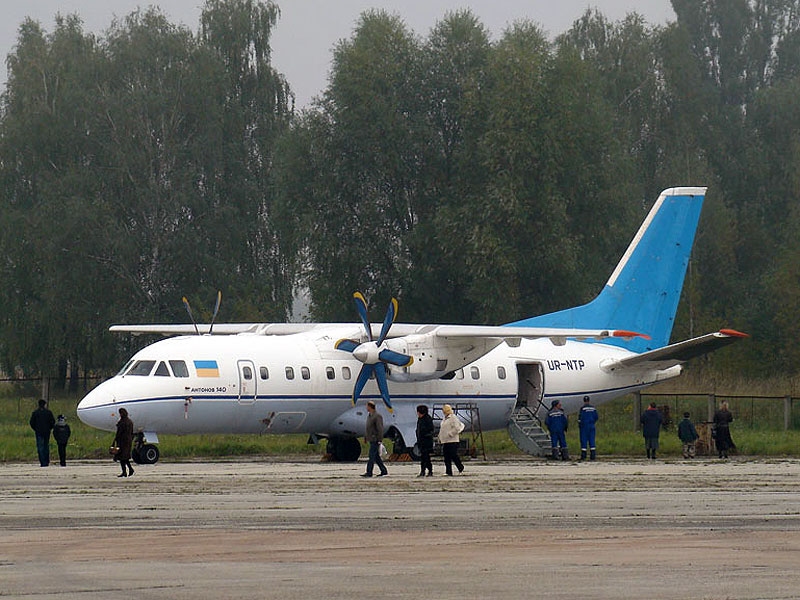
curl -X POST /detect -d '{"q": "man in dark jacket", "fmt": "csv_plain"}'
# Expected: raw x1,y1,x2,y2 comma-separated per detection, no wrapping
578,396,599,461
545,400,569,461
415,405,434,477
53,415,72,467
677,412,698,459
640,402,663,459
362,401,387,477
30,399,55,467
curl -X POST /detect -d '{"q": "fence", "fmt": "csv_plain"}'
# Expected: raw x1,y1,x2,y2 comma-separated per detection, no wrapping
632,392,797,431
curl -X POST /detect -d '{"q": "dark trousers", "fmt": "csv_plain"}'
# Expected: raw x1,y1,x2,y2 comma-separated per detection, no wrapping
35,434,50,466
550,431,567,449
57,442,67,466
366,441,387,475
442,442,463,475
419,447,433,474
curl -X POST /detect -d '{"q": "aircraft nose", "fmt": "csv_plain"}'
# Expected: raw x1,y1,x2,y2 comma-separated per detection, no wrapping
77,381,117,431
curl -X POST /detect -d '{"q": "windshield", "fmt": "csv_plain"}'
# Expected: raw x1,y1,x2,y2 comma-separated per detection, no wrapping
117,359,134,376
128,360,156,376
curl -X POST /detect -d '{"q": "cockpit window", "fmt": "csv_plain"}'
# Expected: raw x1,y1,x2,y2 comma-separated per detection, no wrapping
169,360,189,378
128,360,156,376
117,360,134,376
154,361,170,377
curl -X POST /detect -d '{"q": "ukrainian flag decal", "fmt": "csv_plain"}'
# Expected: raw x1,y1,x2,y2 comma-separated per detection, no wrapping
194,360,220,377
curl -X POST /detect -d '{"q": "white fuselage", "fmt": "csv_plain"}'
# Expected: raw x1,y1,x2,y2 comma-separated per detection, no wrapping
77,327,680,443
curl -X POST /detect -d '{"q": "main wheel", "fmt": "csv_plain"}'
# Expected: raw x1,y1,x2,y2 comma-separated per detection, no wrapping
140,444,160,464
327,436,361,462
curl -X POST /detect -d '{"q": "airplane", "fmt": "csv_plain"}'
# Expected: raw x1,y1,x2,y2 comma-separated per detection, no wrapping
77,186,747,464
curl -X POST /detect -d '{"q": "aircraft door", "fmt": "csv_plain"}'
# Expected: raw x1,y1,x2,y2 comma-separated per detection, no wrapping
237,360,257,404
515,363,545,415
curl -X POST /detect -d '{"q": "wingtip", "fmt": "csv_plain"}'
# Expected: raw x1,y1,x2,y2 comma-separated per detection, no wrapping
719,329,749,338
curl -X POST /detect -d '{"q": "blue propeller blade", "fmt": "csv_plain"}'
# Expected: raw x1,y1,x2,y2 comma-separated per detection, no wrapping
378,348,413,367
352,364,373,406
334,339,359,353
373,363,393,412
377,298,398,345
353,292,372,340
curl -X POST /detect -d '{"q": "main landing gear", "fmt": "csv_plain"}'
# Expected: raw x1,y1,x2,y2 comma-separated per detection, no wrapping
325,435,362,462
132,432,160,465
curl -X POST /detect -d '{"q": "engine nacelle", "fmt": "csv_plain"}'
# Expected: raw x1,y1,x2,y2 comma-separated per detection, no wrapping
383,333,504,382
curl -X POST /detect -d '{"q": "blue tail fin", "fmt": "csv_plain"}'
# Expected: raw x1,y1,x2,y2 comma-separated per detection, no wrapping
507,187,706,353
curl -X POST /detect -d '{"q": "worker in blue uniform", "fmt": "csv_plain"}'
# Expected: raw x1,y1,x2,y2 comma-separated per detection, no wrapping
544,400,569,460
578,396,599,461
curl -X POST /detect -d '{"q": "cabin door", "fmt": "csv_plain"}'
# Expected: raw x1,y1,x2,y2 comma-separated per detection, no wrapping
237,359,257,404
515,363,545,414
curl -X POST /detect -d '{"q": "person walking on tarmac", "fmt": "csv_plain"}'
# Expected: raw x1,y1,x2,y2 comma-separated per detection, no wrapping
677,412,699,459
53,415,71,467
361,400,388,477
545,400,569,460
29,399,55,467
578,396,598,461
438,404,465,475
713,401,735,459
640,402,663,459
415,405,434,477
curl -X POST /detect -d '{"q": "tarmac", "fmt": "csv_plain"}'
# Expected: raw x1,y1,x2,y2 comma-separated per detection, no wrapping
2,456,800,599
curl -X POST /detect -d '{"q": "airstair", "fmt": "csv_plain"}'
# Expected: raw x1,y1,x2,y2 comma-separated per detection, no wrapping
507,405,552,457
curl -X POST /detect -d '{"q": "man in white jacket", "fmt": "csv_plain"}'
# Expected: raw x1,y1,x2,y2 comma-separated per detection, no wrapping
438,404,465,476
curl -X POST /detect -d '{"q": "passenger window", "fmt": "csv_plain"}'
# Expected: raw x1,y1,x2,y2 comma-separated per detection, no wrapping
470,366,480,380
301,366,310,380
326,366,335,380
497,366,506,380
243,366,253,380
285,367,294,380
154,361,170,377
260,366,269,380
456,369,465,380
128,360,156,376
169,360,189,378
342,366,351,380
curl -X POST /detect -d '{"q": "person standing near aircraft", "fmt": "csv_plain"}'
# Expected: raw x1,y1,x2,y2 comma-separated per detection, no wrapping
362,401,388,477
113,408,135,478
640,402,663,459
415,405,434,477
53,415,71,467
29,399,55,467
578,396,599,461
438,404,465,475
713,401,735,459
677,412,698,459
545,400,569,460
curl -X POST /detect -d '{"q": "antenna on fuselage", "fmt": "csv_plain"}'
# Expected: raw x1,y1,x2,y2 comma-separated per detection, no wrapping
182,297,200,336
209,291,222,335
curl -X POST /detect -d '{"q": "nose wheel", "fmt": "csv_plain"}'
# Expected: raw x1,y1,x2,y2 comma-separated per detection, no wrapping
132,433,161,464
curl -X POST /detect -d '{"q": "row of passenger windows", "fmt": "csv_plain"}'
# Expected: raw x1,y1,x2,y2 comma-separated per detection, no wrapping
243,364,508,381
124,359,509,381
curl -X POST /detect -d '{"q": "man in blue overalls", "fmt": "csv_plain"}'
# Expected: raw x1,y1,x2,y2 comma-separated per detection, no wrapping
578,396,599,461
545,400,569,461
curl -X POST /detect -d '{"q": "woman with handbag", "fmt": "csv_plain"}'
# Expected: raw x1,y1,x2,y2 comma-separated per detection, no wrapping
113,407,135,477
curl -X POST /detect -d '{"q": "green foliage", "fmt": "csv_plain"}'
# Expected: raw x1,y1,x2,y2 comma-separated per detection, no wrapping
0,1,295,380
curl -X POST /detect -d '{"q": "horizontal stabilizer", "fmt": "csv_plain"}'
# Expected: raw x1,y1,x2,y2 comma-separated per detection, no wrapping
602,329,749,371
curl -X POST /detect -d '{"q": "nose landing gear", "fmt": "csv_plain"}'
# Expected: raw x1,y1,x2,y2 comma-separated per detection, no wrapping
132,432,161,464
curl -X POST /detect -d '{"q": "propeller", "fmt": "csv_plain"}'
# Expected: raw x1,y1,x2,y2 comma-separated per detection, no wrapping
182,291,222,335
334,292,414,412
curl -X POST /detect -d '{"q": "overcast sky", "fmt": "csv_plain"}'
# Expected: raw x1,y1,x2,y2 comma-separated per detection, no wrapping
0,1,676,108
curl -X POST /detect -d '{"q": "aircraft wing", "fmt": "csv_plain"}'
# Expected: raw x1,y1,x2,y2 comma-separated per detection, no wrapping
602,329,749,372
110,322,648,345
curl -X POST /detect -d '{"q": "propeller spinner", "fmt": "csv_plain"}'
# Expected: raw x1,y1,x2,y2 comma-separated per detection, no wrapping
334,292,414,412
